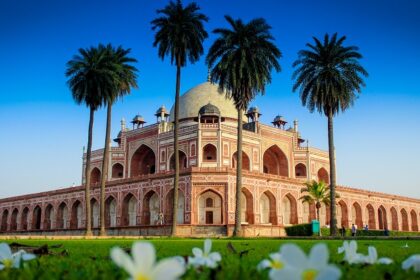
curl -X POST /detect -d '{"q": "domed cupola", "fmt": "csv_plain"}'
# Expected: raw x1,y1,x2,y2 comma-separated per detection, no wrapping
197,103,223,123
131,114,146,129
272,115,287,129
246,106,261,122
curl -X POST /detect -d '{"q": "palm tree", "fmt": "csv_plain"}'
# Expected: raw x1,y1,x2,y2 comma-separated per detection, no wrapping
65,45,115,236
99,45,138,236
300,180,334,227
292,33,368,236
151,0,208,236
206,16,281,236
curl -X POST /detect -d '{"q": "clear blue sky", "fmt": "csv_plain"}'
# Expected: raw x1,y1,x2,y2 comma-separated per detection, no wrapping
0,0,419,198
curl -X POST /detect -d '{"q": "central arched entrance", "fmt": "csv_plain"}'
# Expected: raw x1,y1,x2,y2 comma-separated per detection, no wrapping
198,190,222,225
263,145,288,177
131,145,156,177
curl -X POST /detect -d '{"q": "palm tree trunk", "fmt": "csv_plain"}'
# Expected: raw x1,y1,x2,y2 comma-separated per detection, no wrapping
84,107,94,236
233,108,243,237
171,63,181,237
100,102,112,236
327,110,337,236
316,205,321,236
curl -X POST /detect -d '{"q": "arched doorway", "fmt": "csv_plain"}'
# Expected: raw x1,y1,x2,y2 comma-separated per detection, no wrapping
90,168,101,186
317,168,329,184
410,210,418,231
130,145,156,177
112,163,124,179
351,203,363,228
401,209,409,231
378,205,388,230
44,204,54,230
32,206,42,230
1,209,8,231
10,209,18,231
198,190,222,225
302,201,311,223
170,151,187,171
203,144,217,162
390,207,399,230
261,191,277,224
91,198,99,228
295,163,307,178
241,188,254,224
105,196,117,227
56,202,69,229
263,145,288,176
337,200,349,228
70,200,83,229
164,189,185,224
282,194,297,225
143,191,160,225
366,204,376,229
232,151,250,171
121,193,137,226
21,207,29,230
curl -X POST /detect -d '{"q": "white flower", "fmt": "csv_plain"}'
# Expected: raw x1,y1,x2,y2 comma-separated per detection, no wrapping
0,243,36,270
110,242,185,280
402,254,420,272
188,239,221,269
363,246,393,265
270,243,341,280
258,252,286,278
337,240,365,264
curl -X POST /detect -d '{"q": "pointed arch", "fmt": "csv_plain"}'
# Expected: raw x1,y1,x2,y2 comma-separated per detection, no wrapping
143,191,160,225
90,167,101,186
261,190,277,225
105,196,117,227
263,145,289,177
10,208,18,231
203,144,217,161
282,193,297,225
390,207,399,230
131,145,156,177
32,205,42,230
165,189,185,224
351,202,363,228
198,190,223,225
56,202,69,229
169,150,187,171
378,205,388,230
401,208,409,231
317,168,329,184
21,207,29,230
70,200,83,229
90,198,99,228
366,204,376,229
112,163,124,179
410,210,418,231
295,163,307,178
44,204,54,230
232,151,250,171
1,209,9,231
241,188,254,224
121,193,137,226
337,200,349,228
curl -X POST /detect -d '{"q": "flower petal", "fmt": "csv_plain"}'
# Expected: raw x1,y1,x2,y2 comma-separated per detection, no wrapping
208,252,221,262
281,244,307,267
152,258,186,280
110,247,137,276
0,243,12,260
204,239,212,255
377,258,393,265
366,246,377,264
192,247,203,258
309,243,328,268
317,265,342,280
132,242,155,273
21,253,36,261
257,259,271,270
270,266,300,280
0,264,4,270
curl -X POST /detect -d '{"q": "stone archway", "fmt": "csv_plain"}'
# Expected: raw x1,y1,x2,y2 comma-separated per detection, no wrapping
10,208,18,231
131,145,156,177
401,208,409,231
70,200,83,229
90,168,101,186
143,191,160,225
282,194,297,225
1,209,9,231
261,191,277,225
351,202,363,228
105,196,117,227
91,198,99,228
203,144,217,162
263,145,289,177
56,202,69,229
317,168,329,184
366,204,376,229
32,206,42,230
198,190,223,225
390,207,399,230
169,151,187,171
378,205,388,230
410,210,418,231
21,207,29,230
241,188,254,224
232,151,250,171
337,200,349,228
121,193,137,226
164,189,185,224
112,163,124,179
295,163,307,178
44,204,54,230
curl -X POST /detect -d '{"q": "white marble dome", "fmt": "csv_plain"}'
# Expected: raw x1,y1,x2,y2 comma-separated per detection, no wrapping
169,82,245,122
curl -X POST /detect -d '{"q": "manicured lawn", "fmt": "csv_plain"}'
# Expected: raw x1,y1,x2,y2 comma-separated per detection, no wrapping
1,238,419,279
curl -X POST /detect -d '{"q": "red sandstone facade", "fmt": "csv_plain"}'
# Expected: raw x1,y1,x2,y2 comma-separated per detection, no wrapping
1,82,419,236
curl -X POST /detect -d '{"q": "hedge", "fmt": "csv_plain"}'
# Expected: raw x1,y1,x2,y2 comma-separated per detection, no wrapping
285,223,313,236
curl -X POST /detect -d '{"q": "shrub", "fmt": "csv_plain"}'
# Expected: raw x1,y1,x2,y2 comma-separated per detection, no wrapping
285,223,312,236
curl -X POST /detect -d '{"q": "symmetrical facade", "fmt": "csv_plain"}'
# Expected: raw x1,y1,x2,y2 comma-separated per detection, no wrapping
1,81,419,236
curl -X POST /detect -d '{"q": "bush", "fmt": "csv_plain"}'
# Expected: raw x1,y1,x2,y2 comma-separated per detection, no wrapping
285,223,312,236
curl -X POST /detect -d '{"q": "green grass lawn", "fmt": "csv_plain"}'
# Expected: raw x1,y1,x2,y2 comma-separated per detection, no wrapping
1,238,419,279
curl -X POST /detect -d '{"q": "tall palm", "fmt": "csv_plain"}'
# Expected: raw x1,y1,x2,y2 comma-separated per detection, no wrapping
99,45,138,236
65,45,114,236
206,16,281,236
292,33,368,235
151,0,208,236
